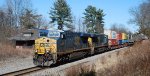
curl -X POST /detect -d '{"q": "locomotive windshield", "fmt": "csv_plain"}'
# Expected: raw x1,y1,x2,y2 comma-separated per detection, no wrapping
39,30,48,37
40,32,48,37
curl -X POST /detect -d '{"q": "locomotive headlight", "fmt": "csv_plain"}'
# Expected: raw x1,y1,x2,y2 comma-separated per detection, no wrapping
46,50,49,53
35,50,38,52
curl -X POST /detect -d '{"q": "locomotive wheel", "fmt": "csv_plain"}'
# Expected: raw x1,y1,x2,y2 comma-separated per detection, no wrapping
90,47,94,55
33,58,38,65
36,56,45,66
33,55,38,65
66,55,70,61
33,55,44,66
84,52,89,57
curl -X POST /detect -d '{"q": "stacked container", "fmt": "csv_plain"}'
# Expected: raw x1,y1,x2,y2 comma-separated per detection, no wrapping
104,30,117,39
121,33,128,44
122,33,127,39
117,33,122,45
104,30,118,46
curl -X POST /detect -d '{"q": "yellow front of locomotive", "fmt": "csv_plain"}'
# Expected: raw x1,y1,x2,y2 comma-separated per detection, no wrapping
33,37,57,66
34,37,57,54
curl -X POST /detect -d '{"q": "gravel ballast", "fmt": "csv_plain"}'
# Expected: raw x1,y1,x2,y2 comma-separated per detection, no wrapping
0,56,35,75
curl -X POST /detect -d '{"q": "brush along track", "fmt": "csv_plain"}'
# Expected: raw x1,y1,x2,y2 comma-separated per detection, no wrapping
1,66,45,76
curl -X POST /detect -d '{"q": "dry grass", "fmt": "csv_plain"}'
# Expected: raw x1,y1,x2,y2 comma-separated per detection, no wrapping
97,40,150,76
0,43,32,61
66,40,150,76
66,65,96,76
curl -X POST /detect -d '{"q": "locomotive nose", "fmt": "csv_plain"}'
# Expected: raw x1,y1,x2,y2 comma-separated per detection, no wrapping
35,37,57,54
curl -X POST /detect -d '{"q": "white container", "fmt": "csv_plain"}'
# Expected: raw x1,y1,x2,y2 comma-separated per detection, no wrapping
111,31,117,39
104,30,117,39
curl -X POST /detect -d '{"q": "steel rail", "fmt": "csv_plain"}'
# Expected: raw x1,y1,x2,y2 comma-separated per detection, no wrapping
1,66,45,76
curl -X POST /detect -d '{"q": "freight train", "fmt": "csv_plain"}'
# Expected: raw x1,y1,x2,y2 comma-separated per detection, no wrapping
33,29,134,66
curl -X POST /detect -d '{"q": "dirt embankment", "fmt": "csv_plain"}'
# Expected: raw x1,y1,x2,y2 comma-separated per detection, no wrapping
65,40,150,76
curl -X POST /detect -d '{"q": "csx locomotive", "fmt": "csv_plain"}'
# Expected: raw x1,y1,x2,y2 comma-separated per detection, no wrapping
33,30,109,66
33,29,133,66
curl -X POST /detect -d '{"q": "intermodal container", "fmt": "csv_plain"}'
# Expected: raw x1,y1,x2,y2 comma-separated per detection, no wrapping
108,39,118,46
111,31,117,39
117,33,122,40
118,40,122,45
104,30,117,39
122,33,128,40
122,39,128,44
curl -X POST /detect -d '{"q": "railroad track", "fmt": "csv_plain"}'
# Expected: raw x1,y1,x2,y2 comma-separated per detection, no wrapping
1,66,45,76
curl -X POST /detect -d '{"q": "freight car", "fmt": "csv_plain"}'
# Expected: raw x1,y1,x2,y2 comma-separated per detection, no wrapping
33,30,108,66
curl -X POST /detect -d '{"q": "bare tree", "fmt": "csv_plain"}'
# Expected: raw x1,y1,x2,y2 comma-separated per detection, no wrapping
75,17,86,32
77,18,81,32
0,8,17,42
37,17,50,29
78,18,86,33
20,9,43,29
110,23,129,33
130,0,150,38
6,0,31,27
0,0,32,43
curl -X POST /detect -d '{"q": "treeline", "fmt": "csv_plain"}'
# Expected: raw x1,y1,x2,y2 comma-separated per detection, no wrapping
0,0,150,43
0,0,48,42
